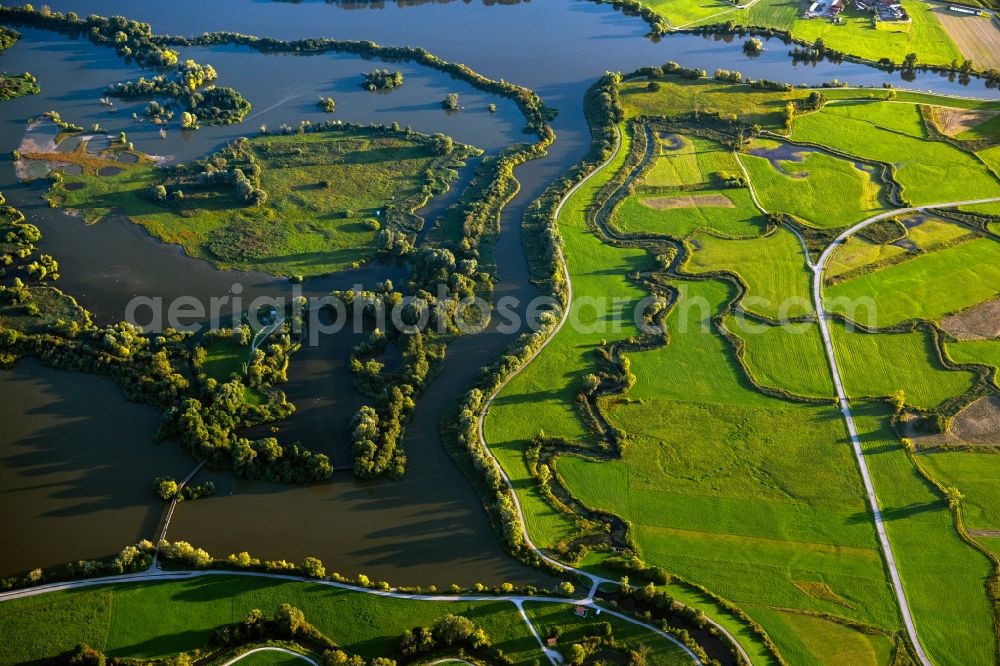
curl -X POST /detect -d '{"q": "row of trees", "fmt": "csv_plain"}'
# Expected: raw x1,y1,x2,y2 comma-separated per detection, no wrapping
1,541,155,592
0,6,180,67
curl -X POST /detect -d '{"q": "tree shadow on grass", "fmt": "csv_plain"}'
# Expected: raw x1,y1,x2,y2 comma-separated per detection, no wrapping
847,499,945,524
105,629,211,661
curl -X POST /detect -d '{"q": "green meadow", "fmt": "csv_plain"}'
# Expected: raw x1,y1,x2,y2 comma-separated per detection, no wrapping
722,315,834,398
743,607,896,666
611,132,766,238
826,236,907,281
923,450,1000,535
830,324,976,409
791,101,1000,206
483,78,1000,666
826,236,1000,326
611,189,765,239
486,120,902,663
49,129,471,277
739,142,885,228
946,339,1000,386
484,122,647,551
851,404,997,666
683,227,814,319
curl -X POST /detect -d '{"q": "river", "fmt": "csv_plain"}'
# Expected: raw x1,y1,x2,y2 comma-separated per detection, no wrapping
0,0,995,586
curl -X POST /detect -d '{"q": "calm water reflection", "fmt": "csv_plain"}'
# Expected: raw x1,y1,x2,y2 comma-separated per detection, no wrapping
1,0,995,584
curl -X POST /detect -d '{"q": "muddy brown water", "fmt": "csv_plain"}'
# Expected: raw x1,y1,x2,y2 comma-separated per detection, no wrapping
1,0,997,585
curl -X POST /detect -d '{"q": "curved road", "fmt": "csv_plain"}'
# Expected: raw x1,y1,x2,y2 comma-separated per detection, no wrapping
0,567,690,666
220,646,318,666
812,196,1000,666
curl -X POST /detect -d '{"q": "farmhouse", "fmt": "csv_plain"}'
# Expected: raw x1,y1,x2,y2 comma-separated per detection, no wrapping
834,0,911,21
804,0,846,18
804,0,908,21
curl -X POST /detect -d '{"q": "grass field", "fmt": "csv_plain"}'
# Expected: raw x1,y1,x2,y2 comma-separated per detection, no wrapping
200,336,249,382
739,142,885,228
946,338,1000,387
620,79,801,129
743,607,896,666
612,189,765,239
826,236,908,281
612,132,766,238
683,227,814,320
49,128,473,277
791,101,1000,206
486,122,908,662
830,324,976,409
722,315,835,398
826,235,1000,326
826,216,972,280
485,79,1000,664
0,576,559,665
484,122,648,551
645,133,702,187
851,403,997,666
923,450,1000,534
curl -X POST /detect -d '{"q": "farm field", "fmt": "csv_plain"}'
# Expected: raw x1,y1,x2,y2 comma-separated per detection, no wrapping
484,122,646,551
826,215,974,280
682,227,814,319
825,235,1000,326
946,338,1000,386
738,141,885,228
722,314,834,398
485,123,884,661
46,127,476,276
619,78,802,128
923,450,1000,534
851,403,997,666
791,101,1000,206
830,324,976,409
611,189,764,238
826,236,905,280
742,607,897,666
932,7,1000,70
611,132,766,238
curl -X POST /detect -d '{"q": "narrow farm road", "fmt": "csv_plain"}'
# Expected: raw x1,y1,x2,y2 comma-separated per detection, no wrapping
219,646,319,666
811,196,1000,666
